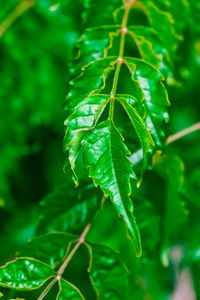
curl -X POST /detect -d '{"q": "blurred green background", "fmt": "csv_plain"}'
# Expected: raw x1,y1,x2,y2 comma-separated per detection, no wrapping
0,0,200,299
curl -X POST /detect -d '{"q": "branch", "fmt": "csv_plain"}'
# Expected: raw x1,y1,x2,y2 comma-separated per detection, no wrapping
0,0,35,38
166,122,200,144
37,224,91,300
129,122,200,165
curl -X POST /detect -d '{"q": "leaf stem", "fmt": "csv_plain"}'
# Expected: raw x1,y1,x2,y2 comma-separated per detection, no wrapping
57,223,91,276
0,0,35,38
37,224,91,300
37,277,58,300
166,122,200,144
109,2,133,116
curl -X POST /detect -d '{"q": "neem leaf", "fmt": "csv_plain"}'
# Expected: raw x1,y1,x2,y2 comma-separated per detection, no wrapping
57,279,85,300
127,26,172,77
82,119,142,256
18,233,76,269
71,26,120,77
141,0,180,58
65,57,116,111
124,57,170,146
64,94,109,176
37,184,101,235
117,96,154,156
86,243,129,299
0,258,55,290
83,0,122,28
153,153,188,245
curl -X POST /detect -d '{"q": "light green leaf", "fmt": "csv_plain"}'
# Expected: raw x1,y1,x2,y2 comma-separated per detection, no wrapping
57,278,85,300
87,243,129,299
0,258,55,290
37,184,101,235
82,119,142,256
18,233,76,269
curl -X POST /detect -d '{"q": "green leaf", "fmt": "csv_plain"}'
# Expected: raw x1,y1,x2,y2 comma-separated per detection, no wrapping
0,258,55,290
83,0,122,28
86,243,129,299
18,233,76,269
117,96,154,156
124,57,170,146
64,57,115,111
127,26,172,77
184,168,200,208
82,119,142,256
57,279,85,300
64,94,109,177
37,184,101,234
71,25,120,77
153,153,188,246
133,196,160,253
141,0,181,58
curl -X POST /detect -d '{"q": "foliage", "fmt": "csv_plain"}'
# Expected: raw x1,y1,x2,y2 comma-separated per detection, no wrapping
0,0,199,299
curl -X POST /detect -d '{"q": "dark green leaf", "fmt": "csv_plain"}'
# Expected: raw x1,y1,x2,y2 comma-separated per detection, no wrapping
86,243,129,300
18,233,76,269
153,153,188,246
57,279,85,300
37,184,101,234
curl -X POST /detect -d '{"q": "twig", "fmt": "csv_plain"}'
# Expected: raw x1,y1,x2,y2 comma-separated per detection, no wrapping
129,122,200,165
0,0,35,38
166,122,200,144
37,276,58,300
37,224,91,300
57,223,91,276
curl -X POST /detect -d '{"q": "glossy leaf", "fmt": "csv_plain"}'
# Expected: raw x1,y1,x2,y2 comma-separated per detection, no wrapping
37,184,101,234
124,57,170,146
71,25,120,77
64,94,109,176
117,96,154,156
57,279,85,300
87,242,129,299
141,0,180,58
18,233,76,269
82,119,142,256
127,26,172,77
0,258,55,289
64,57,115,111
